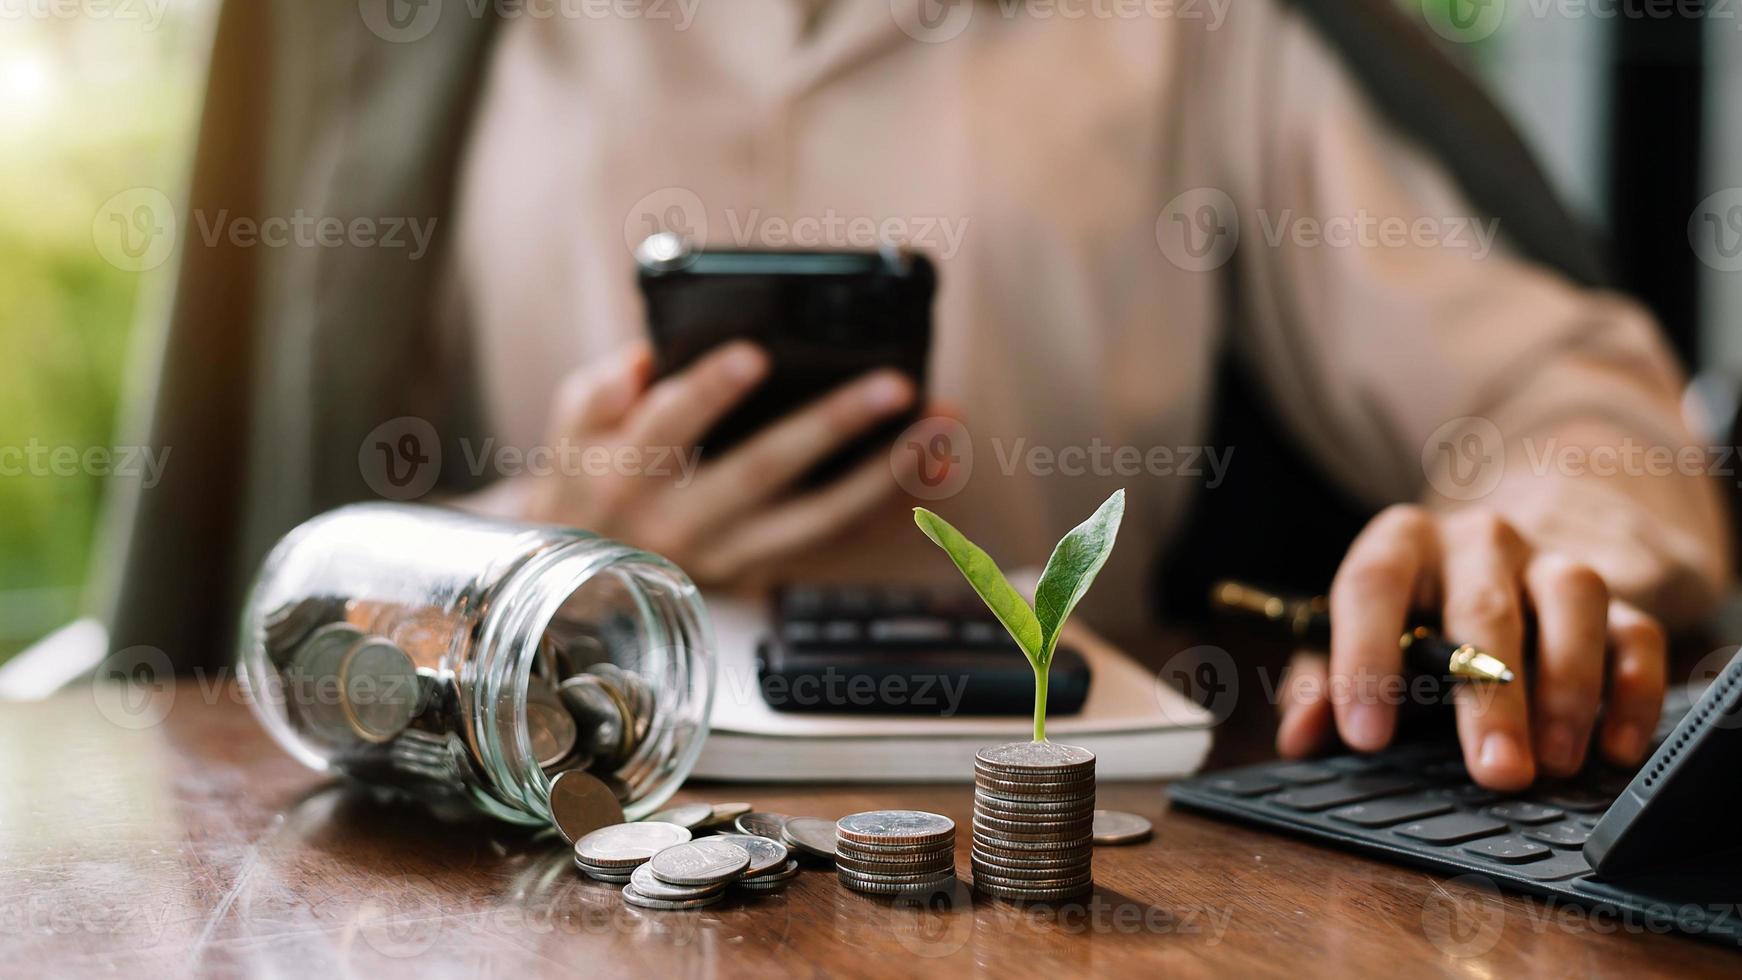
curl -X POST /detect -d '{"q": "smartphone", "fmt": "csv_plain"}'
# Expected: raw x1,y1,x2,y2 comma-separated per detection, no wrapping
636,234,935,482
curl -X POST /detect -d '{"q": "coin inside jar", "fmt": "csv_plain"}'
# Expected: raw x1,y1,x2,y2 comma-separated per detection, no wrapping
338,637,420,743
525,685,579,768
558,674,628,761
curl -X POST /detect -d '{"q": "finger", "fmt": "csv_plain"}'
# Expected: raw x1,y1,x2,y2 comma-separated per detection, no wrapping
1276,650,1333,759
1522,554,1609,777
1440,512,1534,791
1329,505,1438,752
695,450,902,580
1598,600,1667,766
688,369,914,512
549,342,654,438
622,341,769,449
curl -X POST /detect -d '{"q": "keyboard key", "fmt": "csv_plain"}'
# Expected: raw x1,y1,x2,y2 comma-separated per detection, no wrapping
1576,815,1601,829
1395,813,1508,844
1206,772,1285,797
1511,849,1591,881
1536,786,1612,813
1329,794,1453,828
1431,784,1500,807
1270,775,1417,812
1463,835,1551,864
1523,822,1591,849
1270,763,1336,786
1484,801,1564,825
1324,756,1389,774
1423,759,1468,781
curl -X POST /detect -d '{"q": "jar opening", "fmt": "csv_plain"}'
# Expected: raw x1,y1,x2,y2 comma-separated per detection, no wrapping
472,539,714,824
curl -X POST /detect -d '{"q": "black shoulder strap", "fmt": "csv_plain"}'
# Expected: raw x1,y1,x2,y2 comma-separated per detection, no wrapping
1284,0,1608,287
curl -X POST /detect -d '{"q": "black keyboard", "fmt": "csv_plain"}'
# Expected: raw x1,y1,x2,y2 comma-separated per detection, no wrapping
1170,683,1742,947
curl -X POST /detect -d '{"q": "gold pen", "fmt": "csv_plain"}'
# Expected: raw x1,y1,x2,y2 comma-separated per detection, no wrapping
1210,579,1515,684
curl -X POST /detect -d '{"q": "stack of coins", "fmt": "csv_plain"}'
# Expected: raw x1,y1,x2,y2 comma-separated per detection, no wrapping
834,810,957,896
971,742,1096,901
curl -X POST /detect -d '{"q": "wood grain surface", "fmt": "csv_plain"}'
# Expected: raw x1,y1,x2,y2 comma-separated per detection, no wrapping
4,639,1736,978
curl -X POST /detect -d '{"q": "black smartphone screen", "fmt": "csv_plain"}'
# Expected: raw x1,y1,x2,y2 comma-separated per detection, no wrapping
638,241,935,482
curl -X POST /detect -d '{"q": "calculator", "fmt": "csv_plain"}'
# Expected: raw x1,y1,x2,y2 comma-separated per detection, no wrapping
755,584,1092,715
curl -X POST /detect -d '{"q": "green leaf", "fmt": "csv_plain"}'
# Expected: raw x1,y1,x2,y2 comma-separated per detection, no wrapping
912,507,1044,665
1032,489,1125,663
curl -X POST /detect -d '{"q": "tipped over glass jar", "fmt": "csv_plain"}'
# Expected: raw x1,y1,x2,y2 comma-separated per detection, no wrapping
237,503,714,826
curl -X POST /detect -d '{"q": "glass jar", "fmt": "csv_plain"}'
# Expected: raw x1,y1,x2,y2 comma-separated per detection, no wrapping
237,503,714,826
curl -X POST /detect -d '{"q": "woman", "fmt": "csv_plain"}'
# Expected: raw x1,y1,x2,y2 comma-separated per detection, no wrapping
101,0,1729,791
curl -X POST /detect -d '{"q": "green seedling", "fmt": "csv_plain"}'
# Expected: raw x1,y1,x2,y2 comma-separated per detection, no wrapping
913,488,1125,742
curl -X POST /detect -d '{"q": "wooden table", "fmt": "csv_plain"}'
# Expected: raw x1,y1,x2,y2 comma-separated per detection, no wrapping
5,661,1735,978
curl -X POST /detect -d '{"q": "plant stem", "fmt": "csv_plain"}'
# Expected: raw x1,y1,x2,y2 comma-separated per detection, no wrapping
1031,664,1049,743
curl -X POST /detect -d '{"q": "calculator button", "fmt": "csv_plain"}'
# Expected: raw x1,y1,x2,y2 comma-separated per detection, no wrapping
1522,822,1591,849
1270,775,1416,812
1395,813,1509,844
1463,835,1551,864
1535,787,1612,813
1329,795,1453,828
820,620,862,643
1483,801,1564,825
782,621,821,643
868,617,953,643
1324,756,1389,774
1206,772,1285,797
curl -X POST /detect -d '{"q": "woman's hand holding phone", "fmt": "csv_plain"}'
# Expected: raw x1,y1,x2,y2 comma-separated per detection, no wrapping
462,340,920,585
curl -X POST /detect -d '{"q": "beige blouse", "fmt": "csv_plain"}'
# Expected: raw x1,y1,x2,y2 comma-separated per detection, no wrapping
452,0,1727,632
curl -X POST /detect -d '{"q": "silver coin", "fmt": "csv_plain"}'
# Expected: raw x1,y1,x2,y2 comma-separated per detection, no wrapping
970,832,1093,852
972,784,1096,805
1091,809,1153,845
549,770,626,845
740,858,800,884
836,853,956,877
707,834,790,877
558,674,628,762
622,883,724,910
648,839,751,886
575,821,692,867
971,818,1095,844
289,623,365,742
338,637,420,743
974,773,1096,796
972,878,1093,901
645,802,715,830
975,741,1096,774
526,686,579,768
839,864,962,886
971,812,1095,835
833,836,957,856
702,802,753,828
834,843,956,866
970,845,1093,869
836,810,955,847
630,861,729,901
734,811,790,839
840,873,957,896
781,817,838,860
973,792,1097,816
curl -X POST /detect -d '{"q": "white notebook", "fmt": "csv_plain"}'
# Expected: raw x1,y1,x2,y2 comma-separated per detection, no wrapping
691,597,1215,783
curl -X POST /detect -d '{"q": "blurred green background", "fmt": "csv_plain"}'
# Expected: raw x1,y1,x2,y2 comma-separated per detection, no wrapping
0,3,209,660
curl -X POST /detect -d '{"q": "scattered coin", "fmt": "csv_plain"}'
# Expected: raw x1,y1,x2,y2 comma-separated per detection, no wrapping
782,817,839,860
549,770,628,845
630,862,728,901
649,839,751,887
708,833,790,878
702,801,753,829
575,821,692,868
735,811,790,840
1091,809,1153,846
646,802,715,830
837,810,956,847
622,883,724,910
574,861,634,884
